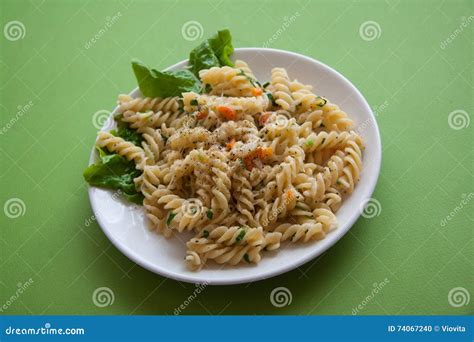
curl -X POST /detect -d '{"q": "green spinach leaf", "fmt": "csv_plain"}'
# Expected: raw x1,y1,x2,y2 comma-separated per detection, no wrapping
83,148,144,204
111,120,143,147
189,40,220,77
132,59,200,98
188,29,234,76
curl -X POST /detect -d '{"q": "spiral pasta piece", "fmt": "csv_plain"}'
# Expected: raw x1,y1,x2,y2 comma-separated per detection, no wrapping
335,140,364,194
185,226,266,270
118,94,180,114
270,68,296,112
232,168,257,226
235,60,256,79
273,221,325,243
96,131,145,167
321,102,354,131
300,130,363,153
140,127,165,164
140,170,173,237
199,61,260,97
290,80,317,113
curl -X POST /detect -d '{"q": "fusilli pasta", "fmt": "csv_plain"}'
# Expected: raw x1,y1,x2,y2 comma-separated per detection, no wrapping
93,60,364,271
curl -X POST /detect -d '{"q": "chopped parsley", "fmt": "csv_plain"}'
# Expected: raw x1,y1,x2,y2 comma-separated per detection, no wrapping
203,83,212,93
262,81,270,88
316,96,327,107
166,212,176,225
190,99,199,106
236,228,246,242
202,230,209,238
238,69,257,87
243,253,250,263
306,139,314,147
206,209,213,219
111,120,143,146
266,92,277,106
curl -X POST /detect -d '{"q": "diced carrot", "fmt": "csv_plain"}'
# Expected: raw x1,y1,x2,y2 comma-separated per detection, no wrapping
243,155,254,170
196,111,207,120
243,146,273,170
217,106,236,120
252,88,263,96
255,147,273,159
263,147,273,158
259,112,270,125
226,138,236,150
286,190,294,201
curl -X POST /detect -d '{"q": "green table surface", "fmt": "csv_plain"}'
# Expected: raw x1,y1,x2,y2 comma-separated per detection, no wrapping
1,0,472,315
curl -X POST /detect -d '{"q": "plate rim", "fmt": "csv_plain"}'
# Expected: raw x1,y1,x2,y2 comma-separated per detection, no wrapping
87,47,382,285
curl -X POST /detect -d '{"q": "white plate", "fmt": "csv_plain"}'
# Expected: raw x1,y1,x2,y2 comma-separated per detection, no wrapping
88,48,381,285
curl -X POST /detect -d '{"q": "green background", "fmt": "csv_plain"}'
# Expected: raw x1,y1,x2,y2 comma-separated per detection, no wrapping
1,0,472,315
